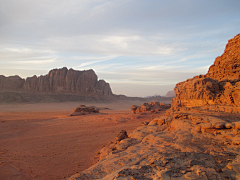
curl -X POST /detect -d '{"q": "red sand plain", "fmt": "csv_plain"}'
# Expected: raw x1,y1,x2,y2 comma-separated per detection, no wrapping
0,100,169,180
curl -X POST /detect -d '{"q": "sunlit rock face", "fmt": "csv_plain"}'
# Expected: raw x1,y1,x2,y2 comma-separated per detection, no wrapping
206,33,240,81
0,67,113,97
67,34,240,180
172,33,240,112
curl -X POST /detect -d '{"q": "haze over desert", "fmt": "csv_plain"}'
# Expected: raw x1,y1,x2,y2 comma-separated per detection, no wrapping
0,100,170,179
1,1,240,180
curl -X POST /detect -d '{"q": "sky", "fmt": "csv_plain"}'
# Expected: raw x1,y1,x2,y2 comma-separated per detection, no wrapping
0,0,240,97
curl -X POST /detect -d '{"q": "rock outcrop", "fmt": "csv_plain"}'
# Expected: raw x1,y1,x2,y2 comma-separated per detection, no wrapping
68,108,240,180
206,34,240,81
0,68,113,98
172,33,240,112
67,34,240,180
23,68,113,96
70,105,100,116
115,130,128,142
0,75,25,91
131,101,171,114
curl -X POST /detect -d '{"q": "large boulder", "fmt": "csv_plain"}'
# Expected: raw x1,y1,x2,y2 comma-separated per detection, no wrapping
70,105,100,116
115,130,128,142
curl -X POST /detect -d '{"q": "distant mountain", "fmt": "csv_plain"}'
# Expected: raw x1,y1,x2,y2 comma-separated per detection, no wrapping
0,67,174,103
0,67,115,103
0,67,112,96
165,90,175,97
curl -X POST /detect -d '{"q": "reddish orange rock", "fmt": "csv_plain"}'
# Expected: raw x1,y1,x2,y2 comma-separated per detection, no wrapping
131,101,171,114
172,34,240,112
206,34,240,81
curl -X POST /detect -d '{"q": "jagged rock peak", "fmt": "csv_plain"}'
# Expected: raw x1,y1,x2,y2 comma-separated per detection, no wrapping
0,67,113,96
206,33,240,81
172,33,240,112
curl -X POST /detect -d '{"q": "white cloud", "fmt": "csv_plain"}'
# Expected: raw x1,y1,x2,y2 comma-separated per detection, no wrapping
4,48,32,53
0,0,240,96
75,56,116,68
44,34,177,56
16,58,56,65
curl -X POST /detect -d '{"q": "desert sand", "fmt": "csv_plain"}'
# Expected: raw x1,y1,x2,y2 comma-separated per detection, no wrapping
0,100,170,180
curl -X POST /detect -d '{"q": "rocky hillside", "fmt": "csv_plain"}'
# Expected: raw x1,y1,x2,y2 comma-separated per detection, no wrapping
0,68,113,102
67,34,240,180
206,34,240,81
172,33,240,112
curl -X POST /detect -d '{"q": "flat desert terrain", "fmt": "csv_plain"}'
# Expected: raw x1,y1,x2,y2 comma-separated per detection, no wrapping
0,100,169,180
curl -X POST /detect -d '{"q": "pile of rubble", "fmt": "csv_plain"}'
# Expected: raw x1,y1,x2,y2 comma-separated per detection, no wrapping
131,101,171,114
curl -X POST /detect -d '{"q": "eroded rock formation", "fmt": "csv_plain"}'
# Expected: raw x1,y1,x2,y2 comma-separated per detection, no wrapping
0,75,25,91
0,68,113,97
68,108,240,180
115,130,128,142
131,101,171,113
172,34,240,112
70,105,100,116
23,68,112,96
206,34,240,81
67,34,240,180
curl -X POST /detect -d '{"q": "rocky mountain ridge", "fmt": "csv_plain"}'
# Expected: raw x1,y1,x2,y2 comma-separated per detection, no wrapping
67,34,240,180
172,33,240,112
0,68,113,100
0,68,173,103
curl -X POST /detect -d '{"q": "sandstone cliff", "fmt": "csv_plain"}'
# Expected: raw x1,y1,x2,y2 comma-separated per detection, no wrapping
0,68,113,98
206,33,240,81
172,33,240,112
0,75,25,91
23,67,113,96
67,34,240,180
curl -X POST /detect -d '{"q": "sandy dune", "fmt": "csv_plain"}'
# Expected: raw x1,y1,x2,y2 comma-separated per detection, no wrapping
0,101,168,180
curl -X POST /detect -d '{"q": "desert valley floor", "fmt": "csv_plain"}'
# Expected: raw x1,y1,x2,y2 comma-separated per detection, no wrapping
0,100,170,180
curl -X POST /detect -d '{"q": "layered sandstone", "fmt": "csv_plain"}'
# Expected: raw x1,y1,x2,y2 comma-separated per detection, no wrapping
206,33,240,81
172,33,240,112
0,68,113,97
